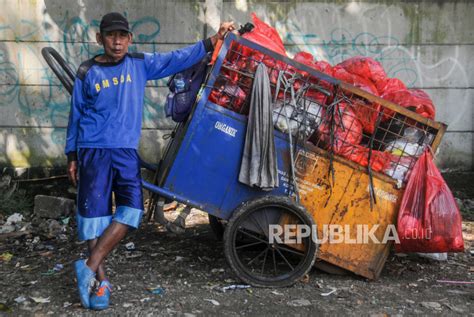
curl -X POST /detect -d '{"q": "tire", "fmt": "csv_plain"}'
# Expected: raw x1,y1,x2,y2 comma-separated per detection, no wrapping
208,214,225,241
224,196,318,287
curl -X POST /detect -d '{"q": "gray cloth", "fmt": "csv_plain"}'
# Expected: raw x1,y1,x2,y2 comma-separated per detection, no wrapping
238,63,279,190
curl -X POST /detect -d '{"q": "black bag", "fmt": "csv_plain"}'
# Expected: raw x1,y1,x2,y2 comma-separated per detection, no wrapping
165,54,210,122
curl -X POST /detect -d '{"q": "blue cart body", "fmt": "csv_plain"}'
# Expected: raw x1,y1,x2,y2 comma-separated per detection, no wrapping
144,33,336,220
162,100,291,220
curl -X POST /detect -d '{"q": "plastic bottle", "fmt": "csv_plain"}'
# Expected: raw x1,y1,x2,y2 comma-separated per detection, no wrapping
173,73,189,106
174,73,186,93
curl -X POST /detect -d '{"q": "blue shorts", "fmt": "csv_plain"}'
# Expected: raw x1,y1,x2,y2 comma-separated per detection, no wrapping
76,148,144,241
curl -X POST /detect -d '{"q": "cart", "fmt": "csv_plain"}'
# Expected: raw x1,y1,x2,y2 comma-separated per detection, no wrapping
42,32,446,287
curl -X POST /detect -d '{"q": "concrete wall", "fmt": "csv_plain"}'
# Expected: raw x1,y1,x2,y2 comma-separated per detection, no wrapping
0,0,472,171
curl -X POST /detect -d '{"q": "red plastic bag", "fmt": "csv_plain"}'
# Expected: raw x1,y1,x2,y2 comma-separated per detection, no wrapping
382,88,436,120
377,77,406,96
209,83,247,112
332,66,379,96
337,56,386,84
347,146,392,172
332,66,382,134
242,13,287,57
290,52,333,105
396,151,464,253
316,103,390,172
318,103,363,156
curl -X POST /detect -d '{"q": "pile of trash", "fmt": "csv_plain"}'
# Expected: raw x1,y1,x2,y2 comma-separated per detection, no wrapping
210,13,437,182
208,14,465,255
0,195,75,241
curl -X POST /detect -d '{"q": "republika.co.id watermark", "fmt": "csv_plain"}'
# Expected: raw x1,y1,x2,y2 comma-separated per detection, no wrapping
268,224,432,244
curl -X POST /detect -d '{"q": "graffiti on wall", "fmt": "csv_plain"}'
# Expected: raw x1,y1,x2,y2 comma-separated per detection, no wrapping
0,12,164,132
0,5,470,167
284,21,469,89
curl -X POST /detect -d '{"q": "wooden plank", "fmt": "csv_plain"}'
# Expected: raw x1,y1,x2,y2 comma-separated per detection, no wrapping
294,150,401,279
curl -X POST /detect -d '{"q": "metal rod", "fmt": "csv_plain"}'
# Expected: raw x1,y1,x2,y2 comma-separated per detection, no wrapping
141,180,204,210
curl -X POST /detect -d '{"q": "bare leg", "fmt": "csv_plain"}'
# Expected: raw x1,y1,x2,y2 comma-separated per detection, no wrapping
86,222,129,273
87,239,106,281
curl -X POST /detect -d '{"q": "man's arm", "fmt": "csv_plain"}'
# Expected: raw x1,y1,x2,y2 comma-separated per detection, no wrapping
144,21,235,80
65,77,85,187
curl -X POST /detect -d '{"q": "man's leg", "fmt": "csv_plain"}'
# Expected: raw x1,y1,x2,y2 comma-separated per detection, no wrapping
87,148,143,310
75,148,114,309
87,239,106,281
86,221,129,273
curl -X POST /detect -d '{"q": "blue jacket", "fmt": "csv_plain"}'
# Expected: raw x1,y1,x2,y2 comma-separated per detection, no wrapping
65,39,213,159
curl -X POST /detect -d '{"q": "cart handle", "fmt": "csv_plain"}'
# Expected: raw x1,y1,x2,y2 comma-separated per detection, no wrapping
41,47,75,95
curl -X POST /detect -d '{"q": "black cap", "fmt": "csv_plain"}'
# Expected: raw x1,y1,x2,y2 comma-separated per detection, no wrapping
100,12,130,33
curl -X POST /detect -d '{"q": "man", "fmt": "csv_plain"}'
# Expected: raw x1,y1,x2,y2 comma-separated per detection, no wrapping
65,12,235,310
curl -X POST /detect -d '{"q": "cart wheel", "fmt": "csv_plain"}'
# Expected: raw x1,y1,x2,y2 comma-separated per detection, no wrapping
224,196,318,287
208,214,225,241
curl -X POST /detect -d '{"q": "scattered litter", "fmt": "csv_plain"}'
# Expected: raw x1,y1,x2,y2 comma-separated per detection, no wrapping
445,303,465,313
321,288,337,297
30,296,50,304
301,274,310,284
421,301,442,310
211,268,224,273
39,251,53,257
6,213,23,225
175,256,184,262
436,280,474,285
14,296,27,303
0,252,13,262
147,286,165,295
163,201,178,211
204,299,220,306
61,217,70,225
140,297,151,303
41,263,64,275
220,284,251,292
271,290,284,296
63,302,72,308
41,269,57,276
123,303,133,308
416,253,448,261
54,263,64,272
0,225,15,234
287,299,312,307
125,251,143,259
125,242,135,250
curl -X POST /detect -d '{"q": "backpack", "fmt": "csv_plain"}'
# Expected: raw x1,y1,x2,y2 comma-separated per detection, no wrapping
165,54,210,122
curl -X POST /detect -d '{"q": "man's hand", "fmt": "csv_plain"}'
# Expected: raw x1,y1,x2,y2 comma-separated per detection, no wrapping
211,21,236,47
68,160,78,187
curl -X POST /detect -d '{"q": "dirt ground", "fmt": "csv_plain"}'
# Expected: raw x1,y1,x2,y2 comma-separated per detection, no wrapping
0,172,473,316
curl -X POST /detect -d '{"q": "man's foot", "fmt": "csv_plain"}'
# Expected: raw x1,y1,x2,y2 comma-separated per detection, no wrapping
90,280,112,310
74,259,96,309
